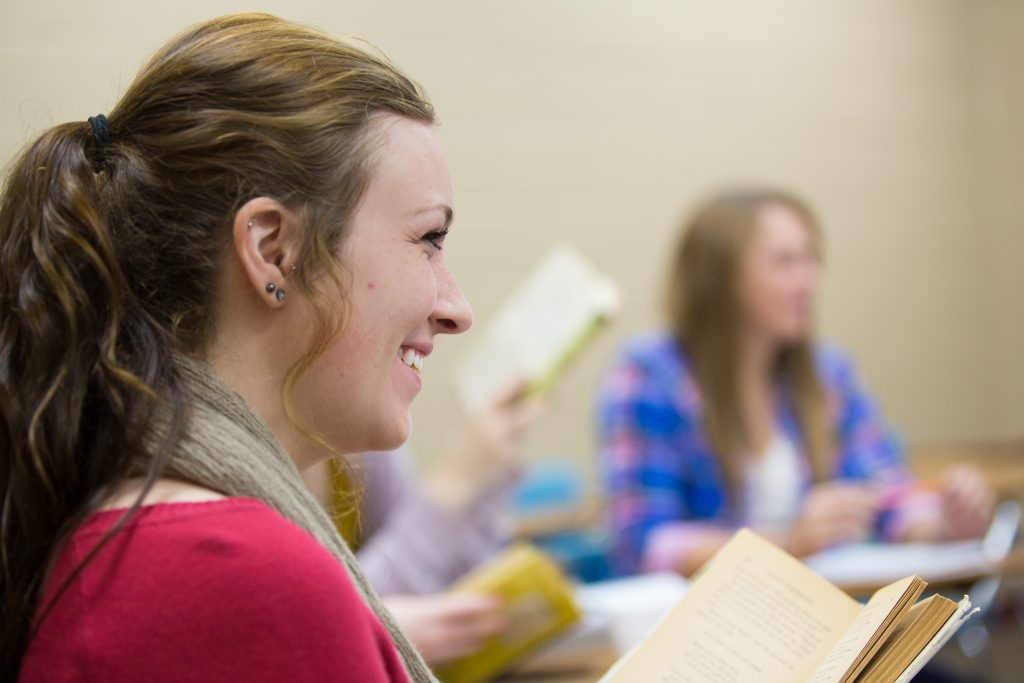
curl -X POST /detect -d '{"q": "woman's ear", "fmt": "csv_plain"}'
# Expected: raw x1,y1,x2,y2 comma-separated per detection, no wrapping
232,197,301,307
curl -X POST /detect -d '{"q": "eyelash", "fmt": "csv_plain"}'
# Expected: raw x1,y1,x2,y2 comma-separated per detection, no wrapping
422,227,449,250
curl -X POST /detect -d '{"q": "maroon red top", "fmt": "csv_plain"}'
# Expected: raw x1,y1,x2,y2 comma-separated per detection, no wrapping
19,498,409,682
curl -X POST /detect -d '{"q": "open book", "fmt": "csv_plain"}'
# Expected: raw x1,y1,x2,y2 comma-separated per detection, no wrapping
601,530,978,683
452,244,620,413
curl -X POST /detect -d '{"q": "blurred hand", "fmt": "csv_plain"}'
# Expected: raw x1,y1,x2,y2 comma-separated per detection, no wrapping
426,381,547,513
939,465,996,540
787,482,881,556
383,593,506,667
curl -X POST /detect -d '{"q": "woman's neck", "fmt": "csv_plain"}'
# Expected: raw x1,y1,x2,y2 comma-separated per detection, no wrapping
202,344,319,473
99,478,226,511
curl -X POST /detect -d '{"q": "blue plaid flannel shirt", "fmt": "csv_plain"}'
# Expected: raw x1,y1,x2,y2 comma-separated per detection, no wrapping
596,331,921,576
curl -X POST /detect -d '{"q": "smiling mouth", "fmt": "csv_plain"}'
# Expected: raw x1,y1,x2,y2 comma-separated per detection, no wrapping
399,346,424,374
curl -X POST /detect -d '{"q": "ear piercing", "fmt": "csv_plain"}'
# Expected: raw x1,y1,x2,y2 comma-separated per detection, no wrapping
266,282,286,301
277,254,297,275
248,220,290,300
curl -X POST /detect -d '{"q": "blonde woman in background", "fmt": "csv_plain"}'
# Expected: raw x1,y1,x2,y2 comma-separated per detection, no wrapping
596,188,995,579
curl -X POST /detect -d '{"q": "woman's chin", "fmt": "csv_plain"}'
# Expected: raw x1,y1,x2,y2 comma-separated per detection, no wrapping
773,321,813,345
365,413,412,453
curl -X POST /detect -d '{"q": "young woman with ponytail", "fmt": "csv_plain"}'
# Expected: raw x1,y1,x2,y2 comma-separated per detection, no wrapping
0,13,471,682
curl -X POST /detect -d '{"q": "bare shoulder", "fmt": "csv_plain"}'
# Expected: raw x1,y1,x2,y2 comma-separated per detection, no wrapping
98,477,226,511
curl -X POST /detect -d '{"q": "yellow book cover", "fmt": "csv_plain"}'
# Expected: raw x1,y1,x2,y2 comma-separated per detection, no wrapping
436,544,581,683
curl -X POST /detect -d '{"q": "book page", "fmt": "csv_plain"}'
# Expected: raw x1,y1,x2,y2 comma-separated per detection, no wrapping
600,530,862,683
805,576,923,683
858,595,958,683
893,596,978,683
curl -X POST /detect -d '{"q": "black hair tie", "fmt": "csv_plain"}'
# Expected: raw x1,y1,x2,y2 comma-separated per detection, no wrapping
87,114,111,171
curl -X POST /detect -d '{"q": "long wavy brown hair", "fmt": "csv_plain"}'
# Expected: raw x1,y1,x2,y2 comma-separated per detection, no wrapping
665,188,832,510
0,13,434,675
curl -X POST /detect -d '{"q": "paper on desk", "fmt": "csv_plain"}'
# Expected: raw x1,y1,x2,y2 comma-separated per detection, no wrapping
510,573,689,675
805,541,992,588
578,573,690,653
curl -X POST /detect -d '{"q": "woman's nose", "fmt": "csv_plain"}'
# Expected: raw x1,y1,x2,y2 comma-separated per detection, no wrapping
431,268,473,335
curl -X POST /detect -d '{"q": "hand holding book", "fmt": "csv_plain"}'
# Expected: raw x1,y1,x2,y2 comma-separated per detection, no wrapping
600,530,977,683
425,381,547,515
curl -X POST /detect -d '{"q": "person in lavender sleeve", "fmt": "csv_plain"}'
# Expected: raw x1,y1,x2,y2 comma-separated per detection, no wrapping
596,187,995,579
304,385,545,666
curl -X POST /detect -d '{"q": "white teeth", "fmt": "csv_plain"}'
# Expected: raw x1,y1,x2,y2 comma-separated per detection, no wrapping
400,347,424,374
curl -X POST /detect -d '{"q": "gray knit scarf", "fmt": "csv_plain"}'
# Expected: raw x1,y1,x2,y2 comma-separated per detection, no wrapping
159,355,436,682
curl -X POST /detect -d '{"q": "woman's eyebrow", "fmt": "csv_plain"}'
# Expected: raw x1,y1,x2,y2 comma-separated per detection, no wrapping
413,203,454,228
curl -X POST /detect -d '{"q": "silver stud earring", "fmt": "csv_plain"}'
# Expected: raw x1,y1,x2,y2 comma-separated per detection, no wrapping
265,282,286,302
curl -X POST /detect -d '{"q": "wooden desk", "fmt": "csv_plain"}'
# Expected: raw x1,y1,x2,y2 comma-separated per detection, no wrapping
499,668,608,683
909,438,1024,498
499,649,615,683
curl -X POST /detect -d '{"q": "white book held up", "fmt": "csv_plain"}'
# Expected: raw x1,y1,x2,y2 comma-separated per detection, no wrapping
453,244,621,413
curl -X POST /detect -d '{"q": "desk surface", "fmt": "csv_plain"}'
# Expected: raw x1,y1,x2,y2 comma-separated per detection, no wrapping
909,438,1024,497
499,652,614,683
500,669,608,683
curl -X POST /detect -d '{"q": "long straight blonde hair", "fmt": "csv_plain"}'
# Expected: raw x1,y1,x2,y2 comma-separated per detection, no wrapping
665,188,833,508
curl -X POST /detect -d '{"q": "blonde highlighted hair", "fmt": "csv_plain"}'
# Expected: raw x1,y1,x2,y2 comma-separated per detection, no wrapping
665,188,832,507
0,14,432,672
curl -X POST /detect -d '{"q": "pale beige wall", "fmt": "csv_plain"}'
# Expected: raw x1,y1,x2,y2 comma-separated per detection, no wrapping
1,1,1020,489
970,0,1024,439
